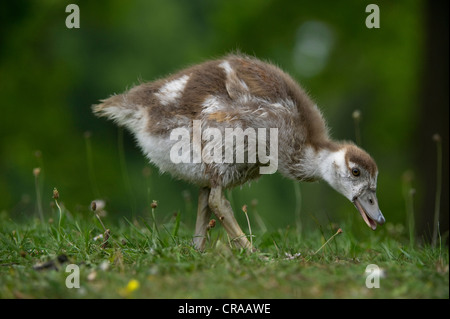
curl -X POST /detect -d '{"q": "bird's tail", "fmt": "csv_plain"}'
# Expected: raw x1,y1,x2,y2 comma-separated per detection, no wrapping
92,94,143,129
92,94,125,118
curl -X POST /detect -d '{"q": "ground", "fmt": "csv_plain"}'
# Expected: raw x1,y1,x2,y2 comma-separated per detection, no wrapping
0,209,448,299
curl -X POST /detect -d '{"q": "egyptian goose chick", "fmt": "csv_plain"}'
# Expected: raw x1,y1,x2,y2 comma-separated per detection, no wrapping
93,54,385,250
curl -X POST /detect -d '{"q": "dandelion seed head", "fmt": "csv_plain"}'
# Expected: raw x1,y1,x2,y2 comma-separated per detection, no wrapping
352,110,361,120
33,167,41,177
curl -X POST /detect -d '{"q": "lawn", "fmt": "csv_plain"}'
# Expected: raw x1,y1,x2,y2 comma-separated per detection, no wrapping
0,0,447,305
0,203,447,300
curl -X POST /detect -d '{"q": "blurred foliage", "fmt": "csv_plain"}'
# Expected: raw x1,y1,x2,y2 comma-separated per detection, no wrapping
0,1,446,243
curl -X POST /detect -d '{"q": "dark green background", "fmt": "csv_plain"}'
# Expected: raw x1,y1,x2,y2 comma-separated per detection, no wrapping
1,0,448,243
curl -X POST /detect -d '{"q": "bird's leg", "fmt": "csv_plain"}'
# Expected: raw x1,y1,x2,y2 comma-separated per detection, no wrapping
208,186,251,250
193,187,212,251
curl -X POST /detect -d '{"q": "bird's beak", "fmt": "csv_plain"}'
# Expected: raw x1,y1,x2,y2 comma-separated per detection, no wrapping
353,189,385,230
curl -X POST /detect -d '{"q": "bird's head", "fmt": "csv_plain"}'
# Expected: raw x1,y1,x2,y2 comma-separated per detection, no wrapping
319,144,385,230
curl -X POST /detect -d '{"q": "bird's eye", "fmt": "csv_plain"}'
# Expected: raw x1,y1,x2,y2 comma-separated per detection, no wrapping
352,168,360,177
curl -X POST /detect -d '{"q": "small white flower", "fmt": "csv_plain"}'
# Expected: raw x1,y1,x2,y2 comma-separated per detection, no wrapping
284,252,302,260
99,261,110,271
93,234,103,241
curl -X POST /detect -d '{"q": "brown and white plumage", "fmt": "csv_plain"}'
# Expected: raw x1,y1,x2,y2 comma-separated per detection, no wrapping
93,54,385,250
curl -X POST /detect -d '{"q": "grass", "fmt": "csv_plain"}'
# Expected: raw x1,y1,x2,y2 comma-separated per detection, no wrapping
1,121,447,299
0,204,448,299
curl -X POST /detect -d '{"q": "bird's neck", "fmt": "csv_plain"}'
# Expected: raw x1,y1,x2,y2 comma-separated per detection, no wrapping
316,147,346,190
289,143,345,185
